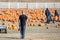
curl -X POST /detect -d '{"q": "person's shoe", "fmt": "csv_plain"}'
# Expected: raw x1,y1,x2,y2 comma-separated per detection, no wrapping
20,38,25,40
20,37,24,39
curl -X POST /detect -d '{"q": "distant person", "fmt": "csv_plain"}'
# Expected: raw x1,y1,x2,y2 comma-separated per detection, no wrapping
55,10,59,17
45,8,53,23
19,11,27,39
53,10,59,22
45,8,49,18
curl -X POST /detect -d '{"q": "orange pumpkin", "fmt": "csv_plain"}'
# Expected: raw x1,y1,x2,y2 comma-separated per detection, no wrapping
2,21,6,25
8,24,13,30
56,23,60,28
46,26,50,29
30,23,35,26
54,16,58,21
38,23,45,27
13,25,19,30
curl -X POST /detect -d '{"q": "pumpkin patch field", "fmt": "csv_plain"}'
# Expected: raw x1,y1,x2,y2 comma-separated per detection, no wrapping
0,9,60,30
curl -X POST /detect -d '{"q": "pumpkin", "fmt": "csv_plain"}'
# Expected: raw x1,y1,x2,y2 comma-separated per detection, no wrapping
2,21,6,25
4,9,10,14
8,24,13,30
56,23,60,28
54,16,58,21
58,23,60,26
46,26,50,29
13,25,19,30
38,23,45,27
31,20,36,23
30,23,34,26
56,24,59,28
0,15,2,20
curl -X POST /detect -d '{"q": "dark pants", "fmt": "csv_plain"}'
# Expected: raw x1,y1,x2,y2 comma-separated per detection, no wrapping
47,16,52,23
20,25,26,39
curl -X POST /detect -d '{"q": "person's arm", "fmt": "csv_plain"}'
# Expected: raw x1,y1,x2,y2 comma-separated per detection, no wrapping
26,16,28,20
19,16,21,25
18,16,21,31
19,15,21,19
45,10,47,16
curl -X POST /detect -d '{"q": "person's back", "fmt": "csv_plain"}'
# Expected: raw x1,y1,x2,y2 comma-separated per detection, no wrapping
45,8,49,18
48,12,53,21
55,10,59,17
49,12,52,17
19,14,27,26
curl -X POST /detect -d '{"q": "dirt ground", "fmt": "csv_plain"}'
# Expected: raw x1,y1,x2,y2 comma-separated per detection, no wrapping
0,22,60,40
